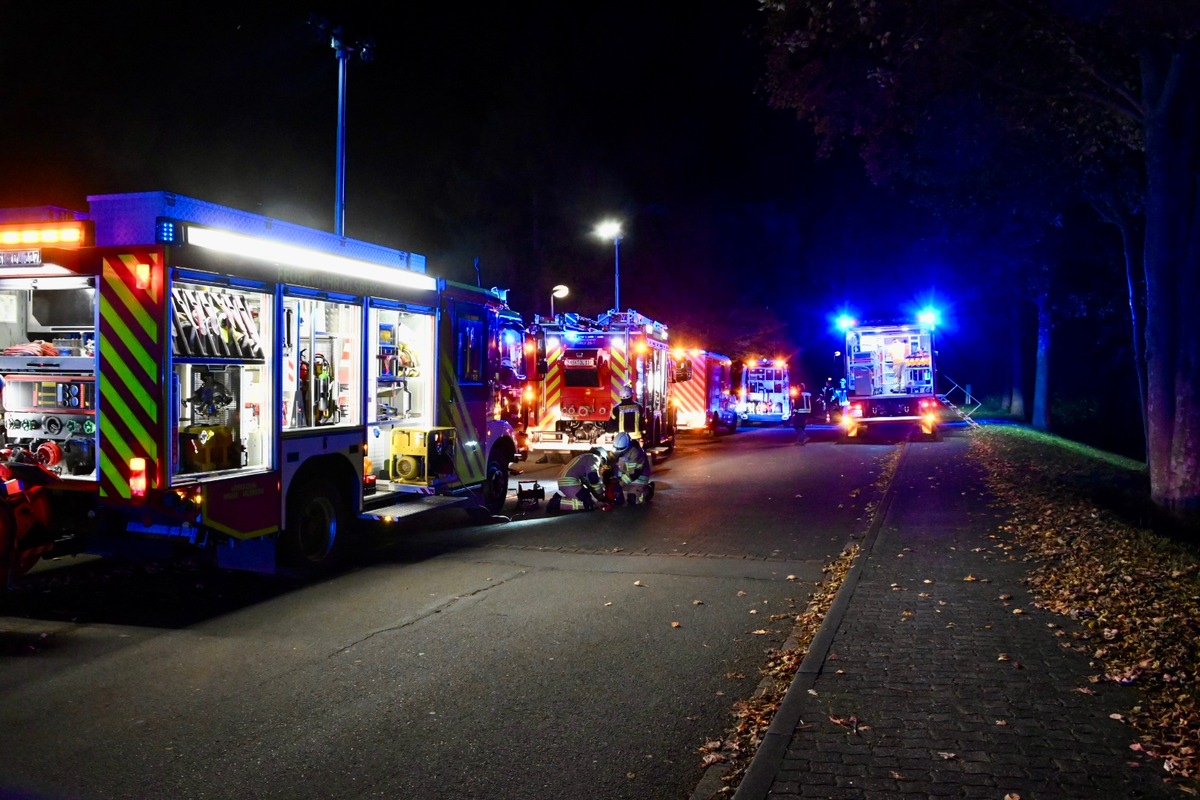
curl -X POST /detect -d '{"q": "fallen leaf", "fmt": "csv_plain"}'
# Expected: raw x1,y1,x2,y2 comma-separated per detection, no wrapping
693,599,704,605
634,580,644,587
671,621,682,628
736,590,747,597
1012,608,1025,615
1004,794,1022,800
963,574,978,582
937,751,958,760
997,653,1011,662
890,770,905,780
750,629,770,635
995,719,1008,726
627,772,637,780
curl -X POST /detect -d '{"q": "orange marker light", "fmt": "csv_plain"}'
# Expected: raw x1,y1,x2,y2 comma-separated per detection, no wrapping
135,263,151,290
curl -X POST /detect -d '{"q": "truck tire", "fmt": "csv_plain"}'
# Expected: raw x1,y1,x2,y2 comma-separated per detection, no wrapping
279,479,346,578
481,454,509,514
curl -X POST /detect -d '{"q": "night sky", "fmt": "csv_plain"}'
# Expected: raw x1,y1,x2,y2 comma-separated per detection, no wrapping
3,3,1118,436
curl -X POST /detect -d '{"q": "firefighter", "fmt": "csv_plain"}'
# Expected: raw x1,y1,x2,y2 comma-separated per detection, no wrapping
792,382,810,444
546,446,611,513
612,431,654,506
611,385,642,436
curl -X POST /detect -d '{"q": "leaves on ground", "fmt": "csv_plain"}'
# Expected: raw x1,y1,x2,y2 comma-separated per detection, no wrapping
973,427,1200,787
710,543,860,790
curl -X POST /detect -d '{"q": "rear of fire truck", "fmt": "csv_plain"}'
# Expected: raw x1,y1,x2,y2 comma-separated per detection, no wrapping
736,358,796,424
672,349,738,434
524,309,680,458
837,313,941,439
0,195,523,583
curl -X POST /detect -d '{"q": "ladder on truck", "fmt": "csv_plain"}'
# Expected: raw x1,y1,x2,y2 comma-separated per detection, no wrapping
938,376,982,427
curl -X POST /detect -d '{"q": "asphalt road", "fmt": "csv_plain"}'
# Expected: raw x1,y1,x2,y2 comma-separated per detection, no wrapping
0,424,908,800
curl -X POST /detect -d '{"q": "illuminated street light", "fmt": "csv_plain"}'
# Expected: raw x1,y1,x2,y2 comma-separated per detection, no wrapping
594,220,623,312
550,284,569,318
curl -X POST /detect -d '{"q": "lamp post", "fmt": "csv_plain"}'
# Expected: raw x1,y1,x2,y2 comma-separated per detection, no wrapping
550,284,569,318
594,220,623,313
309,16,374,237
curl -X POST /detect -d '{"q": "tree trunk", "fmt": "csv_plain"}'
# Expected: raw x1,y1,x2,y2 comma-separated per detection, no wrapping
1009,302,1026,420
1031,289,1051,432
1141,42,1200,526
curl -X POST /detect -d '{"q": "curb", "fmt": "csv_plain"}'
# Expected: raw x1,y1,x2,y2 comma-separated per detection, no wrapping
717,444,910,800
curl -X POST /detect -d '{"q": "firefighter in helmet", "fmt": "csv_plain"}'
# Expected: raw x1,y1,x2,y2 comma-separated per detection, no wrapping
612,431,654,506
547,446,611,513
611,384,643,436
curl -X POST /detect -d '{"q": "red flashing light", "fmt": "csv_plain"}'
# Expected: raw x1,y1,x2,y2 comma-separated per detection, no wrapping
130,457,148,499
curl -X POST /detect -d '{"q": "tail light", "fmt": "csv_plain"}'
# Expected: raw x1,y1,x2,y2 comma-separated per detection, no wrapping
129,457,148,500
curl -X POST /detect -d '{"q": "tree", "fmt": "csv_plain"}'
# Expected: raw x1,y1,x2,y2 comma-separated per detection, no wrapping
757,0,1200,526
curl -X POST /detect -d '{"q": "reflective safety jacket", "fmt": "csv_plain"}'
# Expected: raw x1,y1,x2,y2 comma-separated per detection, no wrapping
558,452,606,496
616,440,650,487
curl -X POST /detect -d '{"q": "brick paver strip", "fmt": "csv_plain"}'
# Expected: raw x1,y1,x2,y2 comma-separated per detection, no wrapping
734,434,1176,800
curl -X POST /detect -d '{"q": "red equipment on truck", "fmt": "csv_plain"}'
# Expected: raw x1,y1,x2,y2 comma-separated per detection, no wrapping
522,309,684,459
0,192,523,582
670,348,738,434
837,313,941,439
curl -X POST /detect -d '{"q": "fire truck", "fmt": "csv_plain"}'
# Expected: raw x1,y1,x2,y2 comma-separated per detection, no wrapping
837,314,940,438
522,309,682,458
0,191,524,581
671,348,738,434
736,358,797,424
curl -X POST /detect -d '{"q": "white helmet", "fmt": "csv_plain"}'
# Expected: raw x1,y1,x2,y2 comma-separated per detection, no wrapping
620,385,633,401
614,432,631,452
590,446,608,460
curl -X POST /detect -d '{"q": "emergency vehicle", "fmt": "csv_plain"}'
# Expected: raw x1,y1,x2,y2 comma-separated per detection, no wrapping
736,358,798,424
0,192,523,581
671,348,738,434
522,309,683,457
837,313,940,438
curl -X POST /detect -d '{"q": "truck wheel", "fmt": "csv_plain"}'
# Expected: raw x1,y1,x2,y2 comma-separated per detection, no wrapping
481,455,509,514
279,480,345,578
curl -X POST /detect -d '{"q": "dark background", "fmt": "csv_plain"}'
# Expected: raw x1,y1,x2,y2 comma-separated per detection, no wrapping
0,3,1142,457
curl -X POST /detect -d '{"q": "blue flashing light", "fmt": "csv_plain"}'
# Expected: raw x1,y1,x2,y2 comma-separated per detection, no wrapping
157,220,177,244
564,331,580,343
835,314,857,332
917,307,940,328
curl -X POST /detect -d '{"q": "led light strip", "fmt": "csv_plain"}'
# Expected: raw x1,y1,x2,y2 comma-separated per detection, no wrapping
186,226,436,292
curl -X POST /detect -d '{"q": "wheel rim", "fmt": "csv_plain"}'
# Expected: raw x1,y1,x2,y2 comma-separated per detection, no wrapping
297,494,337,563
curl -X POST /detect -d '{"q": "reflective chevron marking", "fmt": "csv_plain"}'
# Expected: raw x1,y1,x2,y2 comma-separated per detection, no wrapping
98,251,163,500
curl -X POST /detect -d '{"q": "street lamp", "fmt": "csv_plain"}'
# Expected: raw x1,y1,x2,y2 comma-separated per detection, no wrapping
594,220,623,312
309,15,374,237
550,284,569,318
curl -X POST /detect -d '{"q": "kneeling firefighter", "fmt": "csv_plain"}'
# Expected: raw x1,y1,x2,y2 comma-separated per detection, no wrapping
612,431,654,505
547,446,611,513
